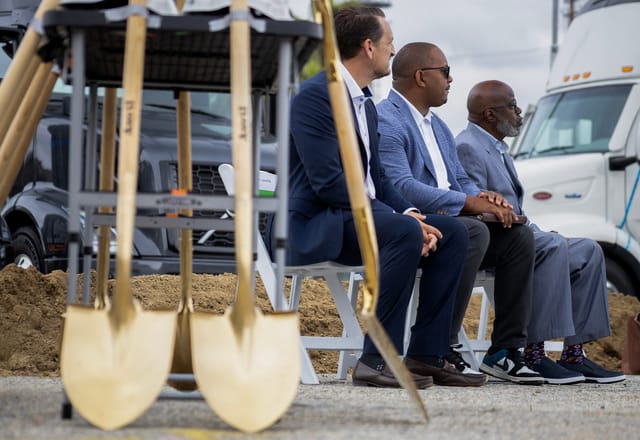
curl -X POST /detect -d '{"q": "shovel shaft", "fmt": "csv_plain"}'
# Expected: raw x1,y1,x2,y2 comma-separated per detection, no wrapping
230,0,255,325
0,64,57,205
177,90,194,310
314,0,428,422
0,0,60,144
114,1,148,324
96,88,118,309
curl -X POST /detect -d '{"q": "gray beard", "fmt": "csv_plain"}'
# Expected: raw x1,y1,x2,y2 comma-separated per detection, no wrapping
497,119,520,137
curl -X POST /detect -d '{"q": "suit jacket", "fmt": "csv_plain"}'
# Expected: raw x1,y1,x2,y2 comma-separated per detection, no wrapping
377,89,480,216
287,72,413,265
455,122,525,215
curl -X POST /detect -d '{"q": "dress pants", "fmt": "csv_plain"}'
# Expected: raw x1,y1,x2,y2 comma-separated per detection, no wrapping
336,211,467,358
451,216,535,349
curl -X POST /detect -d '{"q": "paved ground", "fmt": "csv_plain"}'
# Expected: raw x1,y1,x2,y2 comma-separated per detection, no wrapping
1,375,639,439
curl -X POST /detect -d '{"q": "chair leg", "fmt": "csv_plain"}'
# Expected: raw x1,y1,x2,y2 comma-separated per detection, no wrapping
402,272,421,356
337,272,362,379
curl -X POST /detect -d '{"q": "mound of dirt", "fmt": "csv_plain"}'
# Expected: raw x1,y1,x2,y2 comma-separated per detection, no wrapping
0,263,638,376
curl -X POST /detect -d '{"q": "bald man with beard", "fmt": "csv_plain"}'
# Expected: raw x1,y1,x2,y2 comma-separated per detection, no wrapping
377,42,543,385
456,80,625,384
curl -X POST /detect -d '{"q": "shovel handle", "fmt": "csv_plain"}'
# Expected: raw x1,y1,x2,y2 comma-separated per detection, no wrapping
313,0,379,315
314,0,429,422
96,88,118,309
229,0,255,323
114,0,148,324
0,0,61,144
177,90,194,311
0,63,57,205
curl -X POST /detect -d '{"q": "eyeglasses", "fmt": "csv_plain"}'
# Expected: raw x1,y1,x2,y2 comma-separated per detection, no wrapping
418,65,450,79
488,103,519,112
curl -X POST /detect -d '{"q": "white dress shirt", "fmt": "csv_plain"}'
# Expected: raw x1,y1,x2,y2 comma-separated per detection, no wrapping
394,89,450,189
339,63,376,199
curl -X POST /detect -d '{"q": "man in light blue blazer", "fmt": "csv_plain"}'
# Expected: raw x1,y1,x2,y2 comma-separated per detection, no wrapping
377,42,543,385
456,80,625,384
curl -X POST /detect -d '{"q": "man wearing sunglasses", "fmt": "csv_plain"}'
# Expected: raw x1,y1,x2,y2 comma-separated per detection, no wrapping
455,80,625,384
377,42,543,384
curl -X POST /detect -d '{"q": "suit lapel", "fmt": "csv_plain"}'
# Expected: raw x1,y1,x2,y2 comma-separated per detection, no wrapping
389,90,439,182
347,90,370,177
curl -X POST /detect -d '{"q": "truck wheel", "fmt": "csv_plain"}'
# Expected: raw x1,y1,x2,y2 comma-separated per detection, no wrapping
12,227,44,272
605,257,636,298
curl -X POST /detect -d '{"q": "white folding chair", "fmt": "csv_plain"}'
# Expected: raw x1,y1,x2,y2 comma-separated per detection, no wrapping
401,269,483,371
467,270,564,367
218,163,365,384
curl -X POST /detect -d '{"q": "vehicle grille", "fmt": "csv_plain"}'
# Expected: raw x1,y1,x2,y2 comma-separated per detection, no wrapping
169,163,270,252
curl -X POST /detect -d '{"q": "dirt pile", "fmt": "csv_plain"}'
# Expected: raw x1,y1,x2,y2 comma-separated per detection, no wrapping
1,264,638,376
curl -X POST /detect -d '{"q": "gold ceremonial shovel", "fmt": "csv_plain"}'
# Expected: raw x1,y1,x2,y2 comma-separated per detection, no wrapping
167,90,198,391
60,1,177,430
190,0,300,433
314,0,429,422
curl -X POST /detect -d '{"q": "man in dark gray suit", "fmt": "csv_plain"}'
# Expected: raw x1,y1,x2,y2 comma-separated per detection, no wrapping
456,80,625,384
377,42,543,384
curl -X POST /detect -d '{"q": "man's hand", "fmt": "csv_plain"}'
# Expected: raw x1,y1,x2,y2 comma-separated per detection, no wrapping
478,191,513,209
405,211,442,256
463,195,518,228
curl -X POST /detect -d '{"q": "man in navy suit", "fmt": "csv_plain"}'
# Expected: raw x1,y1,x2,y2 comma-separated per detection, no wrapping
456,80,625,384
377,42,544,384
286,7,485,387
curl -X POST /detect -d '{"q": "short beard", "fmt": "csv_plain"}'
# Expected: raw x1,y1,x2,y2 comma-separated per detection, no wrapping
497,119,520,137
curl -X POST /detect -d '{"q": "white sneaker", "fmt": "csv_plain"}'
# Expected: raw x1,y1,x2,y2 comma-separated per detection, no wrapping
445,345,483,375
481,348,544,385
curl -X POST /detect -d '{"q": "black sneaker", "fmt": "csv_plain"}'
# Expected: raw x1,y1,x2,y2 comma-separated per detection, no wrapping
527,356,585,385
445,345,483,375
557,358,626,384
480,348,544,385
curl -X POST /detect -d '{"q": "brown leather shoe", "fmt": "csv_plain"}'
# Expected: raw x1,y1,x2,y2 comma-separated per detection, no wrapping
352,360,433,389
405,357,488,387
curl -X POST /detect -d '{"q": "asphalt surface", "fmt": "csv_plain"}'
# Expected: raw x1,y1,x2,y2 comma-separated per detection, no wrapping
1,375,639,439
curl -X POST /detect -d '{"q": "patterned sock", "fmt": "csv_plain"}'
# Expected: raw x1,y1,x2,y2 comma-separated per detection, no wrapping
524,342,545,365
561,343,585,364
360,353,385,370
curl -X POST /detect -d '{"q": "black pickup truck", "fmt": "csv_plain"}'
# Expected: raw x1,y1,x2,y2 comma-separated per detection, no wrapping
0,1,278,274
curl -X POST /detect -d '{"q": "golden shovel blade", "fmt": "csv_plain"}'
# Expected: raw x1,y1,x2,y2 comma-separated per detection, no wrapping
60,304,177,430
191,308,300,433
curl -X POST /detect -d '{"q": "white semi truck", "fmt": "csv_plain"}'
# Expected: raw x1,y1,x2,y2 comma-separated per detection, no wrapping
510,0,640,298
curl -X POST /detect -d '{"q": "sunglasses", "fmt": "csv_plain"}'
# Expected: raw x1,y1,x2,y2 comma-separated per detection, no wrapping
418,65,450,79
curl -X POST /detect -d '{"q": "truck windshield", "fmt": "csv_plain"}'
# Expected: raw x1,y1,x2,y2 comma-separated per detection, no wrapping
512,85,632,159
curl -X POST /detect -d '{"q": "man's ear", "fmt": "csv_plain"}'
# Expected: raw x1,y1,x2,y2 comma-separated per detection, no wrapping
362,38,374,59
483,108,497,122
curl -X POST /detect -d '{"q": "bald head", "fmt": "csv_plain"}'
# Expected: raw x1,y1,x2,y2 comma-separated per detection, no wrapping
392,42,440,87
467,80,523,140
467,80,514,121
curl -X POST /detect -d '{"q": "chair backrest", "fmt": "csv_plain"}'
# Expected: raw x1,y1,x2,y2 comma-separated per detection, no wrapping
218,162,277,197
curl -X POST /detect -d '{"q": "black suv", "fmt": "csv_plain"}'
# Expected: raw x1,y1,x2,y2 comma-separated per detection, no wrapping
0,5,277,274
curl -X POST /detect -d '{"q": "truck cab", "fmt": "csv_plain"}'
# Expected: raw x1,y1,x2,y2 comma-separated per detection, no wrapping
511,0,640,298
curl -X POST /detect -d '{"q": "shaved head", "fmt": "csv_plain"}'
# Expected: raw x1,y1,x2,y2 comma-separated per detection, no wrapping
467,80,514,118
466,80,523,140
392,42,439,78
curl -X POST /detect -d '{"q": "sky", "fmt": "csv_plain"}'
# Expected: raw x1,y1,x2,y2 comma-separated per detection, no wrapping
376,0,565,136
290,0,582,137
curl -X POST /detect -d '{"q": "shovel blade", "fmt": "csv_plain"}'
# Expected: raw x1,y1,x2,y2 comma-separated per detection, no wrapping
191,309,300,433
60,305,177,430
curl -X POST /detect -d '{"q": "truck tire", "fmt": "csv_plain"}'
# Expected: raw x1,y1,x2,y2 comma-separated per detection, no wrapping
605,257,637,298
12,226,44,272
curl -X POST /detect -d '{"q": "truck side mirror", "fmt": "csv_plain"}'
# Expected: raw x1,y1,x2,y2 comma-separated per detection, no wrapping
609,155,638,171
